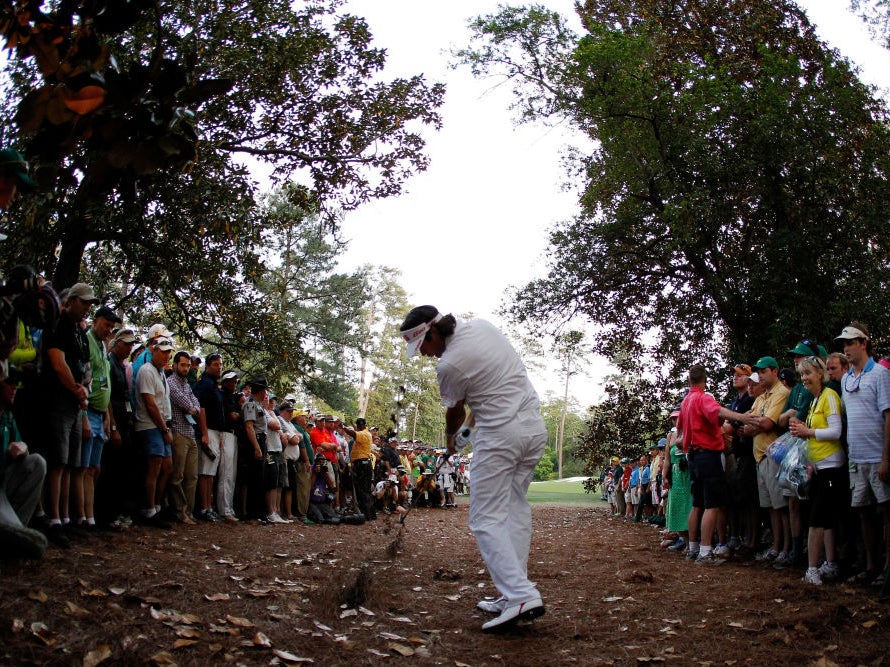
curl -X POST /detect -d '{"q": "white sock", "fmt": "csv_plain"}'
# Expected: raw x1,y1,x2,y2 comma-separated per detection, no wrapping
699,545,713,558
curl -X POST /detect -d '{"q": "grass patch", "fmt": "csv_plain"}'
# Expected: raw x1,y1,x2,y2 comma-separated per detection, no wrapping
526,478,602,504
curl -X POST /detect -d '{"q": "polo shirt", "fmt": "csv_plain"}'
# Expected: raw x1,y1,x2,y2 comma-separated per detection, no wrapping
194,374,226,432
41,310,89,406
783,383,814,422
750,382,790,462
677,386,723,452
842,358,890,464
350,429,373,461
86,329,111,412
134,362,171,432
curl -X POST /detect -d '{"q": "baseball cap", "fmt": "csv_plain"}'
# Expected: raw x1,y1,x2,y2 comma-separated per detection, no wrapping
835,325,868,341
778,368,796,385
67,283,99,304
0,148,36,189
94,305,122,323
153,336,174,352
747,371,760,384
221,369,239,382
111,327,137,344
277,401,294,412
733,363,752,376
753,356,779,370
147,323,173,340
787,341,815,357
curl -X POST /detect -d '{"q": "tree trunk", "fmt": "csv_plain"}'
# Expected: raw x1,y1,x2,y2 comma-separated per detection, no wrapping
52,232,88,291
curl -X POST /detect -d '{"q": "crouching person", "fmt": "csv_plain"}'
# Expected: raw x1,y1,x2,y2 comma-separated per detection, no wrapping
308,457,339,525
0,366,47,559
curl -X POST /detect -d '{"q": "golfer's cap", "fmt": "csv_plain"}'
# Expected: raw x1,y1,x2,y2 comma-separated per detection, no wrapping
400,313,443,358
835,325,868,342
747,371,760,384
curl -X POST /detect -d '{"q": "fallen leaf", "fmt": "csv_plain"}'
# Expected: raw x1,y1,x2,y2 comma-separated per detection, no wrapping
172,639,199,649
456,663,472,667
108,587,126,596
272,649,314,663
379,631,407,641
339,609,358,619
11,618,25,633
204,593,230,601
30,622,57,646
313,621,333,632
358,607,375,616
149,650,177,665
178,613,201,625
388,642,415,656
208,624,240,636
407,636,428,645
83,644,112,667
391,616,413,623
27,590,48,603
226,615,255,628
64,601,92,619
861,620,877,628
253,631,272,647
368,648,390,657
444,595,461,602
82,589,107,598
175,626,201,638
602,596,623,602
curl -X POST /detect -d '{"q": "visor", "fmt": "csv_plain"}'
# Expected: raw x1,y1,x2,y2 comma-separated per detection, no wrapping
402,313,442,358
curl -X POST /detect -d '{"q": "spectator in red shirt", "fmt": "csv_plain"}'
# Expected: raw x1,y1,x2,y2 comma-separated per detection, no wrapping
676,364,749,565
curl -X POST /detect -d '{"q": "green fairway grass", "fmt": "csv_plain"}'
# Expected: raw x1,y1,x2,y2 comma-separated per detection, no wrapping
526,477,603,504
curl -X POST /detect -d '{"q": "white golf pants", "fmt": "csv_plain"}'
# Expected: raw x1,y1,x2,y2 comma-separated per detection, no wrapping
468,407,546,605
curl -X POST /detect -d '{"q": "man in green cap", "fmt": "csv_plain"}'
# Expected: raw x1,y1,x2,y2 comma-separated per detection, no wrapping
0,148,35,210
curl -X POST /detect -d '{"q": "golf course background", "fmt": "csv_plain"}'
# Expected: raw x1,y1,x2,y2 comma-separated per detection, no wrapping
526,477,603,504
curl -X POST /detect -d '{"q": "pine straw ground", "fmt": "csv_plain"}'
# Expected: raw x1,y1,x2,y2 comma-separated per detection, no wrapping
0,503,888,666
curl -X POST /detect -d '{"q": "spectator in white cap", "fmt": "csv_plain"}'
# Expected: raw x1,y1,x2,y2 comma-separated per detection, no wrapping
131,323,173,380
400,305,547,632
834,321,890,585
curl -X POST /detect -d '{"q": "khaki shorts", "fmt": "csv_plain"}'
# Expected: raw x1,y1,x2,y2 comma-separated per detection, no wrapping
849,462,890,507
757,456,787,509
198,429,223,476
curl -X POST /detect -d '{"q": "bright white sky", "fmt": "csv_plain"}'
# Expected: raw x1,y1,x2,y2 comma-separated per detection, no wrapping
336,0,890,406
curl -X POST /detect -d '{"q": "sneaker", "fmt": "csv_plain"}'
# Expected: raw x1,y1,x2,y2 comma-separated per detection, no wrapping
713,543,731,558
481,598,545,632
695,552,726,566
803,567,823,585
818,561,839,581
477,596,508,614
684,547,700,561
667,538,686,552
222,514,239,523
267,513,289,524
772,551,792,569
302,518,315,525
755,548,779,563
726,536,741,551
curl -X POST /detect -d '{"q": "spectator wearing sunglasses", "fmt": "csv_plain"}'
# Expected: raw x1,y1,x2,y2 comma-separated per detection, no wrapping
834,322,890,586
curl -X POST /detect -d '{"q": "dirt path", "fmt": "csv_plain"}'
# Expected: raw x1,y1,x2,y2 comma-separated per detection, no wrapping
1,505,887,665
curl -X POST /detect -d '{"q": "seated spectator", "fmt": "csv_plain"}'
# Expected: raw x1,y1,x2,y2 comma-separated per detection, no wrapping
0,366,47,559
308,457,339,524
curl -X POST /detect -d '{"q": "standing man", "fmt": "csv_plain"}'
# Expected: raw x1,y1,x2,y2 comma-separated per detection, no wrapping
743,356,791,564
292,410,314,524
676,364,749,565
167,350,202,525
97,327,138,528
79,305,120,529
835,322,890,583
343,417,376,520
194,354,225,522
38,282,96,547
134,336,175,529
218,369,241,521
400,305,546,632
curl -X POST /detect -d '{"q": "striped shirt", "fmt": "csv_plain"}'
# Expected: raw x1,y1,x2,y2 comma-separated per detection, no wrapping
842,358,890,464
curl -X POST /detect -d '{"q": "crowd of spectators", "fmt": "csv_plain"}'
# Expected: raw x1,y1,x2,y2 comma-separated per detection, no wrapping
0,275,470,561
600,330,889,590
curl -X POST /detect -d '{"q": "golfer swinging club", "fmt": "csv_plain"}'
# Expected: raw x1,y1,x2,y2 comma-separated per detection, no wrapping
400,305,546,632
